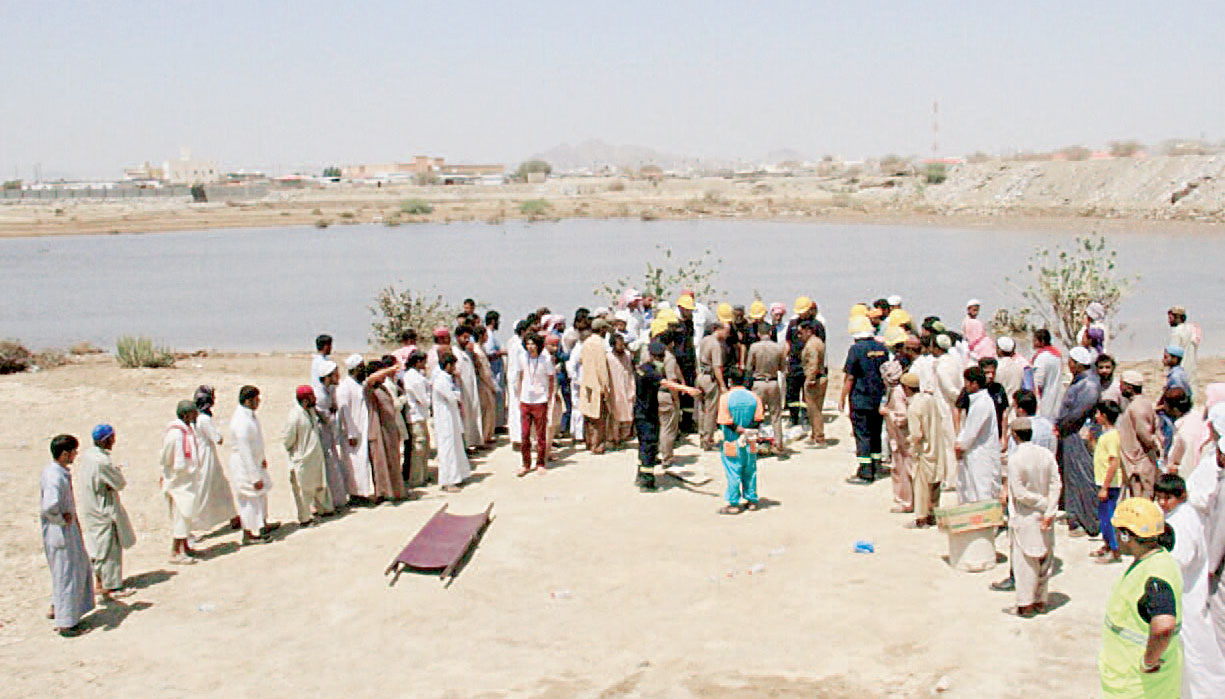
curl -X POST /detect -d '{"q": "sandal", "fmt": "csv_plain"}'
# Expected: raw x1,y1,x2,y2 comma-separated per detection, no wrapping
744,501,760,512
516,468,531,478
718,505,743,515
168,554,197,566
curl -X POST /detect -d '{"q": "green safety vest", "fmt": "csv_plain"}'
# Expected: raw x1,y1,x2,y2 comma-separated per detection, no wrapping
1098,549,1183,698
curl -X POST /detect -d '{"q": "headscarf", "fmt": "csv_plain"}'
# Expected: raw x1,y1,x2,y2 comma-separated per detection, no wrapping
91,424,115,443
1085,302,1106,322
1195,383,1225,453
963,318,996,359
881,360,903,385
295,385,315,401
194,385,216,414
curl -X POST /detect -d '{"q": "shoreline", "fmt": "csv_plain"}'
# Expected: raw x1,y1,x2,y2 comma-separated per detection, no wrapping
3,169,1225,239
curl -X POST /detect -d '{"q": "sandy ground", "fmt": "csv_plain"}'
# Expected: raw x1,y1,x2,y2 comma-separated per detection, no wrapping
3,156,1225,239
0,354,1215,697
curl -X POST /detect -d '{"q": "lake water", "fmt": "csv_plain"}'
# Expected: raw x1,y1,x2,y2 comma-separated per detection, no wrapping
0,220,1220,361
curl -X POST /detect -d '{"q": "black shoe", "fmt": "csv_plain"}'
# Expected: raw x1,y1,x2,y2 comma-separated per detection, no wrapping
636,475,657,491
845,475,873,486
57,622,88,638
990,577,1015,592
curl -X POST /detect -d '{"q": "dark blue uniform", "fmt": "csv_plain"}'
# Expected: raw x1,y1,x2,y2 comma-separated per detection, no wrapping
633,361,664,489
844,337,888,481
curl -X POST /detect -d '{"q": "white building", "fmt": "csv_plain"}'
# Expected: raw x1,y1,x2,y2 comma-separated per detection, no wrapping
163,148,220,185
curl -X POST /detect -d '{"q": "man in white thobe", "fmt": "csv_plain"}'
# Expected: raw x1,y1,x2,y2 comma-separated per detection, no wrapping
284,386,334,526
160,400,201,564
75,425,136,599
1032,329,1064,420
431,354,472,491
454,326,484,449
955,367,1002,503
1003,418,1061,617
41,434,94,636
1168,306,1200,389
313,361,349,508
229,386,275,544
932,334,963,486
336,354,373,499
1156,473,1225,697
506,323,526,447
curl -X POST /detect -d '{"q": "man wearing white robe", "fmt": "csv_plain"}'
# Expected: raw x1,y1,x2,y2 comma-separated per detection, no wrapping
284,386,333,525
431,354,472,491
955,367,1002,503
454,326,484,449
75,425,136,599
1032,329,1064,420
312,361,349,508
933,335,963,486
1156,474,1225,697
229,386,275,543
506,324,526,447
1168,306,1200,389
336,354,373,499
41,434,94,636
191,387,239,533
1004,420,1061,616
402,351,432,488
160,400,202,563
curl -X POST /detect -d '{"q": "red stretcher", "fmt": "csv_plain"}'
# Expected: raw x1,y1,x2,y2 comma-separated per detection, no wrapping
384,503,494,586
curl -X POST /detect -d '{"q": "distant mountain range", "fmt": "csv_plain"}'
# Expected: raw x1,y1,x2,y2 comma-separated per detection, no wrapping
530,139,811,172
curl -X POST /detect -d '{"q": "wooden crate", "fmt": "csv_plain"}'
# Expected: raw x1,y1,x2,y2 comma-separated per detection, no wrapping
934,500,1004,534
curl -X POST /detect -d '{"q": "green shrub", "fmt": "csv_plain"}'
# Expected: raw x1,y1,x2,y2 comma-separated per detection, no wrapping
924,162,947,184
520,199,550,217
116,336,175,368
400,199,434,215
369,286,457,348
34,348,68,369
0,339,33,374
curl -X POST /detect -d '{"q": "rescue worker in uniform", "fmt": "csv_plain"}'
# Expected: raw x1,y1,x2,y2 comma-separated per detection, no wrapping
634,341,700,491
1099,497,1184,697
841,314,889,484
784,297,823,430
746,324,787,457
696,322,730,450
675,293,699,434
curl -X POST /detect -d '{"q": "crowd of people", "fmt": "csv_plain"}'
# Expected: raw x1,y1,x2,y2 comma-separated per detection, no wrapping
33,288,1225,694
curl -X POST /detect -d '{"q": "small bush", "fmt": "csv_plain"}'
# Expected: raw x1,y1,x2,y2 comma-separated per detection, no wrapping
69,341,103,355
310,207,323,215
0,339,33,374
400,199,434,215
315,218,331,229
339,211,356,219
924,162,947,184
608,180,627,192
369,286,458,347
34,348,68,369
116,336,176,368
520,199,551,217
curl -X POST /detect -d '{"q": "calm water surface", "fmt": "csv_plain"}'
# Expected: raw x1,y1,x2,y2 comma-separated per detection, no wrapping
1,220,1220,361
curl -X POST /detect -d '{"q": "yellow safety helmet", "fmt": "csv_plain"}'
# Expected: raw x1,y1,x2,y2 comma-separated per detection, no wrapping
676,293,696,311
656,308,678,324
794,296,814,315
650,316,671,337
849,303,869,318
748,300,767,321
888,308,912,328
848,316,874,337
883,326,907,347
1112,497,1165,538
716,302,734,323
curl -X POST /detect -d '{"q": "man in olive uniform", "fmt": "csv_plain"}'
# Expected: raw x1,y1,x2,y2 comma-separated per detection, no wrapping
747,331,787,457
841,315,889,484
800,321,828,446
697,323,730,450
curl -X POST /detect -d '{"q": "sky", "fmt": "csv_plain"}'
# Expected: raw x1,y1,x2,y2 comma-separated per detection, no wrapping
2,0,1222,179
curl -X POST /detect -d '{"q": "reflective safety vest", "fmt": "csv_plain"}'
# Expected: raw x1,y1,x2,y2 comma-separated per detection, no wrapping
1099,549,1184,698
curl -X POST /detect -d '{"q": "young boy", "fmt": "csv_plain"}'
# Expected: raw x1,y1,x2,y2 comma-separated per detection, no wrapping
634,341,700,491
1091,400,1124,564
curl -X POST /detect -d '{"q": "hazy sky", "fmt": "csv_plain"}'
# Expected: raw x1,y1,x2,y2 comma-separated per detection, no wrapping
3,1,1222,178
